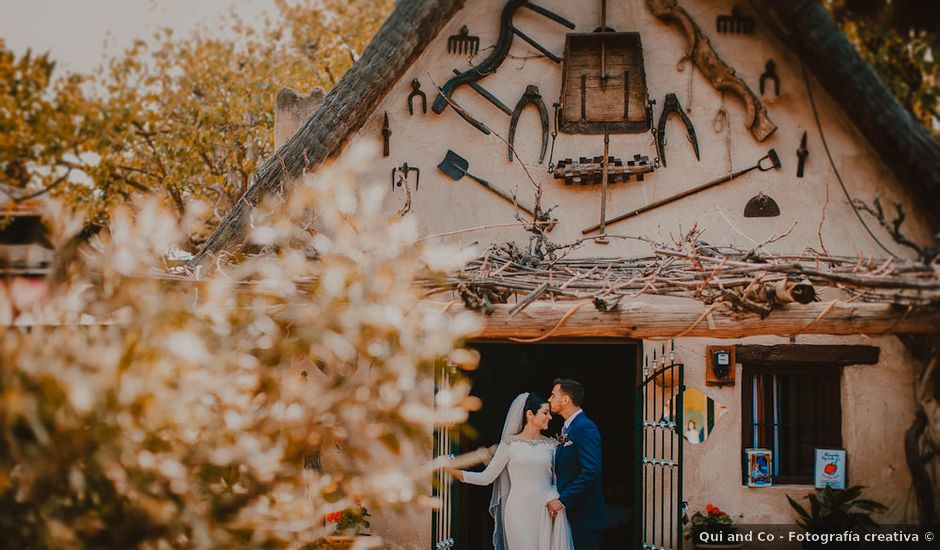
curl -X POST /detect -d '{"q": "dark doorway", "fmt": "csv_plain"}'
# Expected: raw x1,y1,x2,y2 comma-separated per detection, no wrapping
455,341,637,550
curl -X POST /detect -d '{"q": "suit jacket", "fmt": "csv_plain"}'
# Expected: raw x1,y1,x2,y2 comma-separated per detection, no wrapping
555,412,608,532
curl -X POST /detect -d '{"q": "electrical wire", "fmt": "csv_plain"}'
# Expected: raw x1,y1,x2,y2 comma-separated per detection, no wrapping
800,60,898,258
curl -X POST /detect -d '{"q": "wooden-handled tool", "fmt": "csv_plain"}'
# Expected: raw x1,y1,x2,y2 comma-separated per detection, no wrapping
583,149,781,234
437,150,536,217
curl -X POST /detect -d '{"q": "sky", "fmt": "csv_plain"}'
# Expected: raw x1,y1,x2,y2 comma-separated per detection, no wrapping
0,0,276,74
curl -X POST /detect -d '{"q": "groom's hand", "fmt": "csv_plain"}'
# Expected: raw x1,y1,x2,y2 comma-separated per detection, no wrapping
546,499,564,517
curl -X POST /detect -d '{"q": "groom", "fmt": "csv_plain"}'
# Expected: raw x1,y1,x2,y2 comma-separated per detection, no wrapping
547,378,608,550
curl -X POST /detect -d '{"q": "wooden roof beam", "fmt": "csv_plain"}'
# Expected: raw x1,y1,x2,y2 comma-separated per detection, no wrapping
452,300,940,340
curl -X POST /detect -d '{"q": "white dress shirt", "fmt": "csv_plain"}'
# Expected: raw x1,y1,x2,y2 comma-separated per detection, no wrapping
562,408,583,434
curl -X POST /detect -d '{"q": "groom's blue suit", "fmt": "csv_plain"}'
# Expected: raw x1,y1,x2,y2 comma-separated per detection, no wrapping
555,411,608,550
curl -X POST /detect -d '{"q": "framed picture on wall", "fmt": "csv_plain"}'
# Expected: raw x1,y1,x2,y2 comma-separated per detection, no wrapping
745,448,773,487
814,448,847,489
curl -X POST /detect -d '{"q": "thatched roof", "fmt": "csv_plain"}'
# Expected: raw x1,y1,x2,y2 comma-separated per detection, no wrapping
751,0,940,227
190,0,464,268
190,0,940,268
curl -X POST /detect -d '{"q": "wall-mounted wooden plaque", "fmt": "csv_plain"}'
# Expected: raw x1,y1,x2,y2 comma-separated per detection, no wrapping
706,345,736,386
559,32,650,134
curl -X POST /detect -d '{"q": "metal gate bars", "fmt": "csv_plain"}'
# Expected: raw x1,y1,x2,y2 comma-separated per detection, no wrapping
636,358,685,550
432,363,458,549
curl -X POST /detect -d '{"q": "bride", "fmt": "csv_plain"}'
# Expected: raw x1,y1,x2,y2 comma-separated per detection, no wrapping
450,393,573,550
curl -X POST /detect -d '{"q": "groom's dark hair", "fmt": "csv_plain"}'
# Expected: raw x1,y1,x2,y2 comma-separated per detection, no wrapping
553,378,584,406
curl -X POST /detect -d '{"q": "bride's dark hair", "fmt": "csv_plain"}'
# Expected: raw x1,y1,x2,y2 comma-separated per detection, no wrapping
522,393,547,426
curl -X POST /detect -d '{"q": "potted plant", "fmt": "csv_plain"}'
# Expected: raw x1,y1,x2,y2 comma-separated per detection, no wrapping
786,485,887,549
317,505,373,549
684,504,741,549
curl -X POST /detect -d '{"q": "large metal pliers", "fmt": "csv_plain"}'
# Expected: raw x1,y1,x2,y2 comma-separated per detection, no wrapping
508,84,549,163
656,93,700,167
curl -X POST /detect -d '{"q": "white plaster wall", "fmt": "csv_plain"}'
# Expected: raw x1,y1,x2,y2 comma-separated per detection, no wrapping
315,0,933,544
674,334,918,526
339,0,932,261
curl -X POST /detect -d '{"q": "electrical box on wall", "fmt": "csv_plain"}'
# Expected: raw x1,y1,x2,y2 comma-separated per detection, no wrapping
706,345,736,386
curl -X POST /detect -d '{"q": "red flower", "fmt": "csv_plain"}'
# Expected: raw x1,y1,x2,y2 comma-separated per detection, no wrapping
325,511,342,523
706,504,724,516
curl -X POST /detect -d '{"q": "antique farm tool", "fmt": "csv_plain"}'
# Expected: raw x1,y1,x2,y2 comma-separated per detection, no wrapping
655,93,700,167
558,31,651,133
597,133,611,244
391,162,419,191
407,79,427,115
582,149,781,233
547,102,560,172
437,150,536,216
796,131,808,178
448,25,480,56
716,6,755,35
451,68,513,115
555,1,657,241
744,192,780,217
433,0,574,129
553,154,655,184
508,85,550,163
759,60,779,97
448,70,550,165
646,0,775,141
381,112,391,157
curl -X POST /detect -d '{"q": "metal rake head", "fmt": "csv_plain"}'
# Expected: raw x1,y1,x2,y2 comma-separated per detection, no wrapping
716,6,755,35
448,25,480,56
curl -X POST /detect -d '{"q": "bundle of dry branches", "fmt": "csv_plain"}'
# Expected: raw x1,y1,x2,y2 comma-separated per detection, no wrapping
429,228,940,317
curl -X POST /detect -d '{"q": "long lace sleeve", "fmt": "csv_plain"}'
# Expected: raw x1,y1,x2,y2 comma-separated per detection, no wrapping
461,441,511,486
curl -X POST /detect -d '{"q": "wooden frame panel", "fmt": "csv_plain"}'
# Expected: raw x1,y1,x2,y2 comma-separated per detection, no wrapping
559,32,650,134
736,344,880,367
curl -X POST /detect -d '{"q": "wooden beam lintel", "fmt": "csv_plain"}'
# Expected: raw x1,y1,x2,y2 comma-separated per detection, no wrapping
446,300,940,340
735,344,880,366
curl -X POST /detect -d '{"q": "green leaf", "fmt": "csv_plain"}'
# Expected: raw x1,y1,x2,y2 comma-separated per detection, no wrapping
787,495,810,522
841,485,864,502
810,492,822,518
853,499,887,512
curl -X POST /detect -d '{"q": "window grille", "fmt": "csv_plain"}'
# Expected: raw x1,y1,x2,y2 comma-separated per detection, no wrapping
741,365,841,484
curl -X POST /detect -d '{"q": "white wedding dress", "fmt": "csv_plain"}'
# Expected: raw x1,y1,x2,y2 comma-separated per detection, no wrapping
462,435,574,550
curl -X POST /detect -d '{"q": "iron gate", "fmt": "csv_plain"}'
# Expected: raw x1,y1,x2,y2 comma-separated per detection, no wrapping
636,360,685,550
432,363,458,549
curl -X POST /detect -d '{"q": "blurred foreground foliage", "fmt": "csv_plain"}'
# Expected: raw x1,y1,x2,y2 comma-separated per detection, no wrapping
0,0,393,237
0,149,481,547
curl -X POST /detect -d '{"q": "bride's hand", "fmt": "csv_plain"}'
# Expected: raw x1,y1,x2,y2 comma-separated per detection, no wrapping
446,469,464,482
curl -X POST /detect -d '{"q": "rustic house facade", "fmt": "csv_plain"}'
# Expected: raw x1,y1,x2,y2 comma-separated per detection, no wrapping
0,202,52,325
193,0,940,548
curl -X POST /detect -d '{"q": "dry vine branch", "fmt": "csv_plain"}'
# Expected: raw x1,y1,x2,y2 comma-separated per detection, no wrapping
432,229,940,316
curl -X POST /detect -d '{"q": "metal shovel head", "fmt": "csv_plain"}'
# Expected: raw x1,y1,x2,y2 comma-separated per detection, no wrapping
437,149,469,181
744,192,780,217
